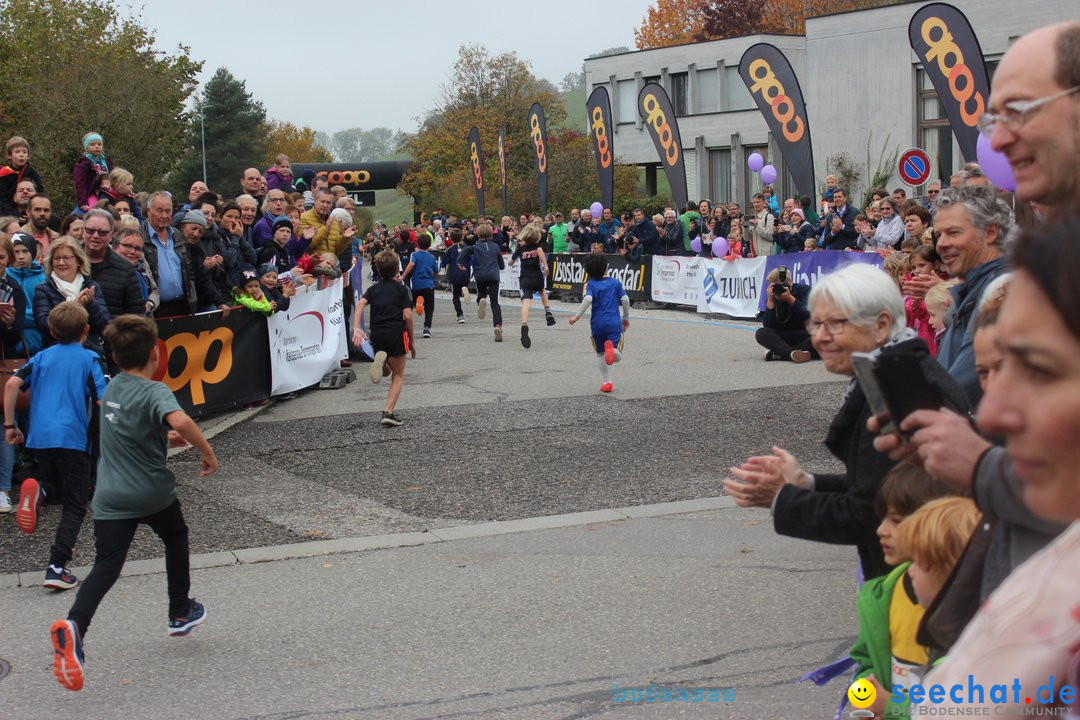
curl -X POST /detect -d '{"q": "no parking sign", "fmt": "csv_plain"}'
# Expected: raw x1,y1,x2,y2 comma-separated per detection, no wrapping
898,148,932,187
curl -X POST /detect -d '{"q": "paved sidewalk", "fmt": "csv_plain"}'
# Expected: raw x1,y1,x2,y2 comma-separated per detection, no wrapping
0,501,858,719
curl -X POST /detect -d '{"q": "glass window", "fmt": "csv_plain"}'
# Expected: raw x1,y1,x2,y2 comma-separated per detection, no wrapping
724,66,754,111
697,68,718,113
670,72,688,116
617,79,637,124
709,149,731,203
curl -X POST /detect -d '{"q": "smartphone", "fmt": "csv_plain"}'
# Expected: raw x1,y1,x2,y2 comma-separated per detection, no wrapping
0,286,11,303
852,350,946,438
851,353,897,435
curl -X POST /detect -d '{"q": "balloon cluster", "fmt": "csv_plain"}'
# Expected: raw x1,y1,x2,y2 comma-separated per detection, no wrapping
747,152,777,186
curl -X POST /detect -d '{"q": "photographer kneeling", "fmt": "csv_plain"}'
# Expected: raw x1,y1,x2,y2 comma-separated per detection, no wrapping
755,266,818,363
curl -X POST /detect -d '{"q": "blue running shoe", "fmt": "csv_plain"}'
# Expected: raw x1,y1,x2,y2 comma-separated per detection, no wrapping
51,619,85,691
43,567,79,591
168,599,206,636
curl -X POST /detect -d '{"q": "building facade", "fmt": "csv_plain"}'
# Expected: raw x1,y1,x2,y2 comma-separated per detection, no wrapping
583,0,1067,209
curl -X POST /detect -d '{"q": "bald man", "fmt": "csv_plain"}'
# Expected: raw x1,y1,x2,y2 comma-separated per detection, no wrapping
985,21,1080,219
240,168,265,208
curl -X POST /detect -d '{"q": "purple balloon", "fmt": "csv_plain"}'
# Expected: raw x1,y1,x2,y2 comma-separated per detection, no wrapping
976,133,1016,192
760,164,778,185
590,201,603,217
690,236,702,254
747,152,764,173
712,237,729,258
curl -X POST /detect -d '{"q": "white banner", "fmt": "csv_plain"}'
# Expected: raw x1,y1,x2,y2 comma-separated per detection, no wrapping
650,255,704,306
695,257,767,319
268,278,348,394
499,253,520,292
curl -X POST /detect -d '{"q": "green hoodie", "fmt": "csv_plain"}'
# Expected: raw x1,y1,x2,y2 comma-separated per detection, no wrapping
851,562,917,717
548,222,568,253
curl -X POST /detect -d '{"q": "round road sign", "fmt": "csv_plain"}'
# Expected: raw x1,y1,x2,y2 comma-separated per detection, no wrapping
898,148,932,187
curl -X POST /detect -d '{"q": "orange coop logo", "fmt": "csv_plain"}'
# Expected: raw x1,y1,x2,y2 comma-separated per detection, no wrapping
747,59,806,143
641,93,679,165
154,328,233,406
920,16,985,126
591,106,612,169
530,112,547,173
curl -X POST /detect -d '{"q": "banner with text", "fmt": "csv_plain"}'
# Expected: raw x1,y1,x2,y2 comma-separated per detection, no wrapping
154,309,269,418
528,103,549,216
637,83,688,211
696,257,769,318
651,255,705,307
757,251,885,312
268,278,348,394
547,253,650,302
467,126,485,216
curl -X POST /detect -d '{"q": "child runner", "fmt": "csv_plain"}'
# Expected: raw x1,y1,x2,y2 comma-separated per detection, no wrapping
402,233,437,338
48,314,219,691
457,223,504,342
4,302,107,589
567,253,630,393
352,249,415,427
507,224,555,348
443,228,471,324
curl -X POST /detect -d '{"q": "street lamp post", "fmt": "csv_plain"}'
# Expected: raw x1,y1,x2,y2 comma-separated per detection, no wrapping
199,102,207,184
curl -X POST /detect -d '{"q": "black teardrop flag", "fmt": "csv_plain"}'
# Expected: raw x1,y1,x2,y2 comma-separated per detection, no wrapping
738,43,816,199
587,86,615,211
467,126,484,216
637,84,687,211
528,103,548,216
908,3,990,162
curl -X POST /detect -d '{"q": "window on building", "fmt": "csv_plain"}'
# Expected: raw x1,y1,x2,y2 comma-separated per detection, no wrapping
723,66,754,111
916,60,998,187
697,68,718,113
617,79,637,124
643,74,661,87
670,72,688,116
709,149,732,203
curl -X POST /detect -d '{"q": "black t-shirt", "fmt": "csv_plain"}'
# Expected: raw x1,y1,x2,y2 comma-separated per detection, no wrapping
363,280,410,334
514,242,543,280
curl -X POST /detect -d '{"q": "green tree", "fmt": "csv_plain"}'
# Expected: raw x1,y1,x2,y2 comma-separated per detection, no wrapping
0,0,200,212
262,121,334,166
172,67,267,196
326,127,402,163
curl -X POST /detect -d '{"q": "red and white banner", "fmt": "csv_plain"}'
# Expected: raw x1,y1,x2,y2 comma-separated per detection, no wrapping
268,278,348,394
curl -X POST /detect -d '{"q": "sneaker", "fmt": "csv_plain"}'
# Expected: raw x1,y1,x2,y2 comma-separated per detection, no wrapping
168,599,206,637
422,328,431,338
16,477,42,534
791,350,813,364
50,619,85,691
477,297,487,320
415,296,425,317
380,411,403,427
456,315,465,324
369,351,388,384
600,382,614,393
462,288,471,304
603,340,616,366
520,324,531,349
494,326,503,342
43,567,79,591
0,490,10,513
545,311,556,326
764,351,780,362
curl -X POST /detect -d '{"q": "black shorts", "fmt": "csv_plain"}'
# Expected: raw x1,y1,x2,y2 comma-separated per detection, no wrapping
519,276,545,299
369,329,408,358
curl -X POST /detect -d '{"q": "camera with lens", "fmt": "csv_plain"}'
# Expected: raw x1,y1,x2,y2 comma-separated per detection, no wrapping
771,266,790,298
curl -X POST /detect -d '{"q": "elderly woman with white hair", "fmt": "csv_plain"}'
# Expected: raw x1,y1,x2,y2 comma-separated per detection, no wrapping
724,263,969,579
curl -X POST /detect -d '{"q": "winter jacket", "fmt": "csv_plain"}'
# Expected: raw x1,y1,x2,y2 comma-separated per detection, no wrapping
265,166,294,193
234,290,273,316
262,283,290,313
0,162,45,216
7,263,44,355
72,154,113,209
34,276,111,350
258,241,293,276
775,220,816,253
628,219,661,255
0,272,27,358
851,563,917,717
458,239,504,283
444,244,472,285
252,212,277,249
95,186,145,223
772,337,970,580
89,248,144,318
597,219,622,253
660,219,684,256
298,208,346,256
937,256,1009,405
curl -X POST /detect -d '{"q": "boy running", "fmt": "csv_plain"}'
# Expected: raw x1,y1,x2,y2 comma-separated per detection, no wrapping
457,223,504,342
568,253,630,393
401,233,437,338
49,314,219,691
353,249,415,427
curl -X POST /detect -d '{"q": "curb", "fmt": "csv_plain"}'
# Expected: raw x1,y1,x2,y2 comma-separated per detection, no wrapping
0,495,736,590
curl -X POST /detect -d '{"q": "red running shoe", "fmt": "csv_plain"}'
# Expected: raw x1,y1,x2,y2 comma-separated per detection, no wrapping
600,382,614,393
16,477,42,534
603,340,616,366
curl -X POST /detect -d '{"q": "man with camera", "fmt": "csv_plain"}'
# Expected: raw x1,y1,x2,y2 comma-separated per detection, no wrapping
754,266,817,363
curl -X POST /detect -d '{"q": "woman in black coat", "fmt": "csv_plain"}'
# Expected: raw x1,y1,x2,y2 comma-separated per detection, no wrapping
724,264,970,580
34,237,111,352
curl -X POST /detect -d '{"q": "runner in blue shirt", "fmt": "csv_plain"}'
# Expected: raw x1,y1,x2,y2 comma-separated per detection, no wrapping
568,253,630,394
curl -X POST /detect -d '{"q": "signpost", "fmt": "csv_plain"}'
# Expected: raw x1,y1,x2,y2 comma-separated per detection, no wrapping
898,148,933,187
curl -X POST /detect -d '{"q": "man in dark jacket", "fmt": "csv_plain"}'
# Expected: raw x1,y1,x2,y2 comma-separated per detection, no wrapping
627,208,660,255
754,268,816,362
82,209,145,317
824,188,859,250
659,210,684,256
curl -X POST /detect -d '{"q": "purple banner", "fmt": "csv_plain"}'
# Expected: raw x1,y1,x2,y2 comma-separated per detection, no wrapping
757,251,885,312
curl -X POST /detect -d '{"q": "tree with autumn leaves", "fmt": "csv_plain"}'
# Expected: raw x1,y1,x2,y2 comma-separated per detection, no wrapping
399,45,642,218
634,0,900,49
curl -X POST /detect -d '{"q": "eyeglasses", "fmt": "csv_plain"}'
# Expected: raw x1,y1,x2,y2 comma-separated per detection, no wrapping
118,242,143,254
52,255,75,263
806,318,850,335
977,85,1080,136
83,227,110,236
927,189,940,195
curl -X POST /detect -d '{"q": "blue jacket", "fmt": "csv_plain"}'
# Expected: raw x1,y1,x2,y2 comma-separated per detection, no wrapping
444,244,472,284
598,219,623,254
7,263,45,354
937,256,1009,406
458,239,504,283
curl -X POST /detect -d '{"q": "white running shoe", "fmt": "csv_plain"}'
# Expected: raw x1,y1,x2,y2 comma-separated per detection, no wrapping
477,297,487,320
0,491,10,513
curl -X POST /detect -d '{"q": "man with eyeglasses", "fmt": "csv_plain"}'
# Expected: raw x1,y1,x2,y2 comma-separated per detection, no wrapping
252,189,289,248
113,228,158,314
922,181,941,213
980,21,1080,219
82,209,144,317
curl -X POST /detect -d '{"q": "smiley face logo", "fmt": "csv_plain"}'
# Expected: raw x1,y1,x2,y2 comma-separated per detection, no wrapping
848,678,877,709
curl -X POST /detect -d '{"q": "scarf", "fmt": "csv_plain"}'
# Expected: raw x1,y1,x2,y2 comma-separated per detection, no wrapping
51,272,84,301
85,152,109,174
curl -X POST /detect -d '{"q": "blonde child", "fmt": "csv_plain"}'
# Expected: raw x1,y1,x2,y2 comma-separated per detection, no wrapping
924,280,960,351
852,463,966,718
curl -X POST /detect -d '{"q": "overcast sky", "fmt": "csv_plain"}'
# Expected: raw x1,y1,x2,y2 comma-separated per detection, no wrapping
136,0,650,136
